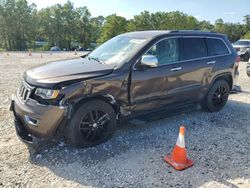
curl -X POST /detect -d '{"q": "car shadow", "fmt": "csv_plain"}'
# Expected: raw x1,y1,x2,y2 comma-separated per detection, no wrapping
28,99,250,187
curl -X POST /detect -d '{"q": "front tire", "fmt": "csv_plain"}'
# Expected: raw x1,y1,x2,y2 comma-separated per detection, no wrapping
65,100,117,148
202,79,230,112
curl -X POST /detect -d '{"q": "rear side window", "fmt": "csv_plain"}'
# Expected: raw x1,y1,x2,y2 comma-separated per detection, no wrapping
206,38,229,56
182,38,207,60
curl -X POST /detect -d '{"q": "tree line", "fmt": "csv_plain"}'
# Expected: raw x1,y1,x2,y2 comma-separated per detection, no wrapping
0,0,250,51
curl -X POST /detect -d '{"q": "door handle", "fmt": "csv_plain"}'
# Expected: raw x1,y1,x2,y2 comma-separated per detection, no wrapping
207,61,216,65
170,67,182,71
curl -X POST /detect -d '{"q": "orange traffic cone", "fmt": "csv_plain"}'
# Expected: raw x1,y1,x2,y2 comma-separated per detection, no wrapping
164,126,194,171
28,49,32,56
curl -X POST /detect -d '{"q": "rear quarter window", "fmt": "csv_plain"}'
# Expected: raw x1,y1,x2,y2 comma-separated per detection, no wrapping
206,38,229,56
182,38,207,60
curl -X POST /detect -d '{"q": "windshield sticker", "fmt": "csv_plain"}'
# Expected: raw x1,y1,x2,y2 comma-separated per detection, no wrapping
130,39,146,44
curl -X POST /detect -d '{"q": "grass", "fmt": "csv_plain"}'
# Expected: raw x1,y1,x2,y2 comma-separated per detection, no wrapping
0,48,5,52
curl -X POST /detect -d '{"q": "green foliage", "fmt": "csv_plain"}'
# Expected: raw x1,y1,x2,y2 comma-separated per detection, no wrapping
127,11,199,31
90,16,105,43
0,0,36,50
97,14,127,44
36,2,92,50
243,31,250,39
214,19,247,42
199,20,214,31
244,15,250,30
0,0,249,50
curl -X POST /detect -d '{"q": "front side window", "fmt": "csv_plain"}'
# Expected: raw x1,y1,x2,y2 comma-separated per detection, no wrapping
182,38,207,60
145,38,179,65
206,38,229,56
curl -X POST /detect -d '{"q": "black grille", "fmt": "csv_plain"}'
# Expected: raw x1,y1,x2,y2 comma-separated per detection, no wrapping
18,82,34,101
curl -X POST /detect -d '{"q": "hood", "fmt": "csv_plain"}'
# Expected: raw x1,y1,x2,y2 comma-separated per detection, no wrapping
24,57,114,88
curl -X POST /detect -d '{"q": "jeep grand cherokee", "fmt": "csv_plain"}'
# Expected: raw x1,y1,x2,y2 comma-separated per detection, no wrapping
10,30,239,148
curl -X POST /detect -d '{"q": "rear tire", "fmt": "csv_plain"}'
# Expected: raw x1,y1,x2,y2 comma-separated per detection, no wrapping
65,100,117,148
202,79,230,112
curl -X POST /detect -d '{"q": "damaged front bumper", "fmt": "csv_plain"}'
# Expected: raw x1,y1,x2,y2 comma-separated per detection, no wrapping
10,94,66,145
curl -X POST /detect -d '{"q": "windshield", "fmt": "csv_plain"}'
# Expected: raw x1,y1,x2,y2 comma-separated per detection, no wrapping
234,41,250,46
88,35,148,66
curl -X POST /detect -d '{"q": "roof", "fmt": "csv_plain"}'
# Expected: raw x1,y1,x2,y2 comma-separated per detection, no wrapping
121,30,223,39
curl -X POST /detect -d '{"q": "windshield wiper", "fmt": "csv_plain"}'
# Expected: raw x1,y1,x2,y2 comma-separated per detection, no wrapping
88,56,105,64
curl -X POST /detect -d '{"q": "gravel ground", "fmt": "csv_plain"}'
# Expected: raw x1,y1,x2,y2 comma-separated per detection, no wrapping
0,52,249,188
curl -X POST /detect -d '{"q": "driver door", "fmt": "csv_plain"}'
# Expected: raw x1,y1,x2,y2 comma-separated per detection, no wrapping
130,37,184,112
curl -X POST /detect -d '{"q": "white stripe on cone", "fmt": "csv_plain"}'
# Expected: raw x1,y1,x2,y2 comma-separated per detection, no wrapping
176,134,185,148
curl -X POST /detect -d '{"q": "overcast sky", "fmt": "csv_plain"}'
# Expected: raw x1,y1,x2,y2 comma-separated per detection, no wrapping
27,0,249,24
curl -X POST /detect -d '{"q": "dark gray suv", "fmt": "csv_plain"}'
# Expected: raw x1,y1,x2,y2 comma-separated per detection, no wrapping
10,30,239,148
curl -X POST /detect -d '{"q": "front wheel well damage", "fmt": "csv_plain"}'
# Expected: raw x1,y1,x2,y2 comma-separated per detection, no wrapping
72,95,120,118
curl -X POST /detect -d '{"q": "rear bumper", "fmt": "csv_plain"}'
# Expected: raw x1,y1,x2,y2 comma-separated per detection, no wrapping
10,94,66,144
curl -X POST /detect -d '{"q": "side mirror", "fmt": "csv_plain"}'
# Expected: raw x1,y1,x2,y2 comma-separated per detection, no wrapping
141,55,158,68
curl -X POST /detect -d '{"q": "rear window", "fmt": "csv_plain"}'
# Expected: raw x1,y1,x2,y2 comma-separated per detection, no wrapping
182,38,207,60
206,38,229,56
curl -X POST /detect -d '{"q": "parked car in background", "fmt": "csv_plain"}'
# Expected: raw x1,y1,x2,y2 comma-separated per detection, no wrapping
232,39,250,62
50,46,61,51
10,30,239,148
77,47,93,51
77,47,86,51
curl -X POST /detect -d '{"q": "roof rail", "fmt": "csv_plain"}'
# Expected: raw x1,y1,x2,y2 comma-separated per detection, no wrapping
169,30,179,33
170,30,217,33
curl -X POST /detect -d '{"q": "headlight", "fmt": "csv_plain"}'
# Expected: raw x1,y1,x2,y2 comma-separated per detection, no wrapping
35,88,60,99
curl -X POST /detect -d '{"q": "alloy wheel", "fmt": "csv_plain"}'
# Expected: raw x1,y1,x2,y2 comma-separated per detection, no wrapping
211,85,228,107
79,110,110,142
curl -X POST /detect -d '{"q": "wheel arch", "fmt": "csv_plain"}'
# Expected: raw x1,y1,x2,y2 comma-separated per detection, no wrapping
72,94,120,117
210,73,233,90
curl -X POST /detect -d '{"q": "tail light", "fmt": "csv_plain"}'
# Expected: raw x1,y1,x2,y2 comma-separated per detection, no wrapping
236,56,240,64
